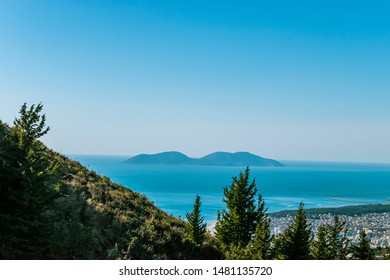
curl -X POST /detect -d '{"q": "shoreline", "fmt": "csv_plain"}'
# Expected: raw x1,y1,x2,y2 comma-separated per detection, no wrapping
268,203,390,218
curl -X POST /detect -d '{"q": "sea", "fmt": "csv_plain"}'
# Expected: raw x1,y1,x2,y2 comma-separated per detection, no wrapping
69,155,390,224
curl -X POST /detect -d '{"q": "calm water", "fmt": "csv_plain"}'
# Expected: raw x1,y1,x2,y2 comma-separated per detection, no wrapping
69,155,390,224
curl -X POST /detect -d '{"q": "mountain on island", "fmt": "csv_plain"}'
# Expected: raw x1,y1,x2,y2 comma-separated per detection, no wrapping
123,151,195,165
124,151,284,167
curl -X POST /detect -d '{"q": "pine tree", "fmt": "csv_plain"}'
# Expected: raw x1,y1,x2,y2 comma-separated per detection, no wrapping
246,194,272,259
352,230,375,260
326,215,349,259
8,103,59,215
310,215,349,260
215,167,260,248
215,167,271,260
13,103,50,151
276,202,312,260
311,225,329,259
186,194,206,246
0,103,60,258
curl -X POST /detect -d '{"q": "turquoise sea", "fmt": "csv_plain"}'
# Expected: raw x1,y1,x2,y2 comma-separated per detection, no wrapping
70,155,390,224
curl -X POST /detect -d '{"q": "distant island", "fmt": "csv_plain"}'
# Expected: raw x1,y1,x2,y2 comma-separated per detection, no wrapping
123,151,284,167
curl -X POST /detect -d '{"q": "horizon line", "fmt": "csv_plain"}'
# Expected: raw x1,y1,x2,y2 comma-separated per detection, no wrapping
65,152,390,165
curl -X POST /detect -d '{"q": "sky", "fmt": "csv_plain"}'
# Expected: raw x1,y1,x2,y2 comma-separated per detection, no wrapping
1,0,390,162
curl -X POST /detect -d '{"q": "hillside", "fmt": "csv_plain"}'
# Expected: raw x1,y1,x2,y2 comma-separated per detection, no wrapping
0,118,221,260
124,151,283,166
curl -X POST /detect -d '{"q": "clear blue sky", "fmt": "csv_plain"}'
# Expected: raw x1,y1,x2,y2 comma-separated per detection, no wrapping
1,0,390,162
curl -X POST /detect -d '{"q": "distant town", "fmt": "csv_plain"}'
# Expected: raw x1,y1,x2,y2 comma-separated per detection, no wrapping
271,212,390,248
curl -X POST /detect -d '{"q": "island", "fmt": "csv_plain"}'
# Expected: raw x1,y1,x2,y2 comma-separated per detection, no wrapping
123,151,284,166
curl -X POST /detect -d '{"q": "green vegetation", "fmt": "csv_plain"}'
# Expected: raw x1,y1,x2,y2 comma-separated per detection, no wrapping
311,215,349,259
325,215,349,259
0,103,61,258
215,167,259,247
1,103,387,260
273,202,312,259
215,167,272,259
246,194,273,259
311,225,328,260
0,103,221,260
186,194,206,246
351,231,375,260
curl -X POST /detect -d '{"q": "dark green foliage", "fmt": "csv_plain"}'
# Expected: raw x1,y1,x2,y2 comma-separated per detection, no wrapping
325,215,349,259
216,167,258,247
225,216,273,260
245,194,272,259
13,103,50,149
0,103,222,260
250,221,272,259
223,244,249,260
311,216,350,260
215,168,271,259
186,195,206,246
0,103,60,259
311,225,329,260
275,202,312,260
351,231,375,260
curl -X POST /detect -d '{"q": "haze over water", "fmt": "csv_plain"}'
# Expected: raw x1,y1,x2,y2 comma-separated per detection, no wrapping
71,155,390,223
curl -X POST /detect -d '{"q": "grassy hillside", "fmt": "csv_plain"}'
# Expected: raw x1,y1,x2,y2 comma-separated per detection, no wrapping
51,152,221,259
0,115,222,260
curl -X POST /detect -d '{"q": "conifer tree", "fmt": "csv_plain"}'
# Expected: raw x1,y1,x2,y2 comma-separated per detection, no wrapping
276,202,312,260
246,194,272,259
215,167,260,248
326,215,349,259
186,194,206,246
13,103,50,151
352,230,375,260
0,103,60,258
8,103,59,214
215,167,271,260
311,225,329,259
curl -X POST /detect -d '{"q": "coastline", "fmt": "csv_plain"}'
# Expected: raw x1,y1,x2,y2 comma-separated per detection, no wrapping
69,154,390,225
